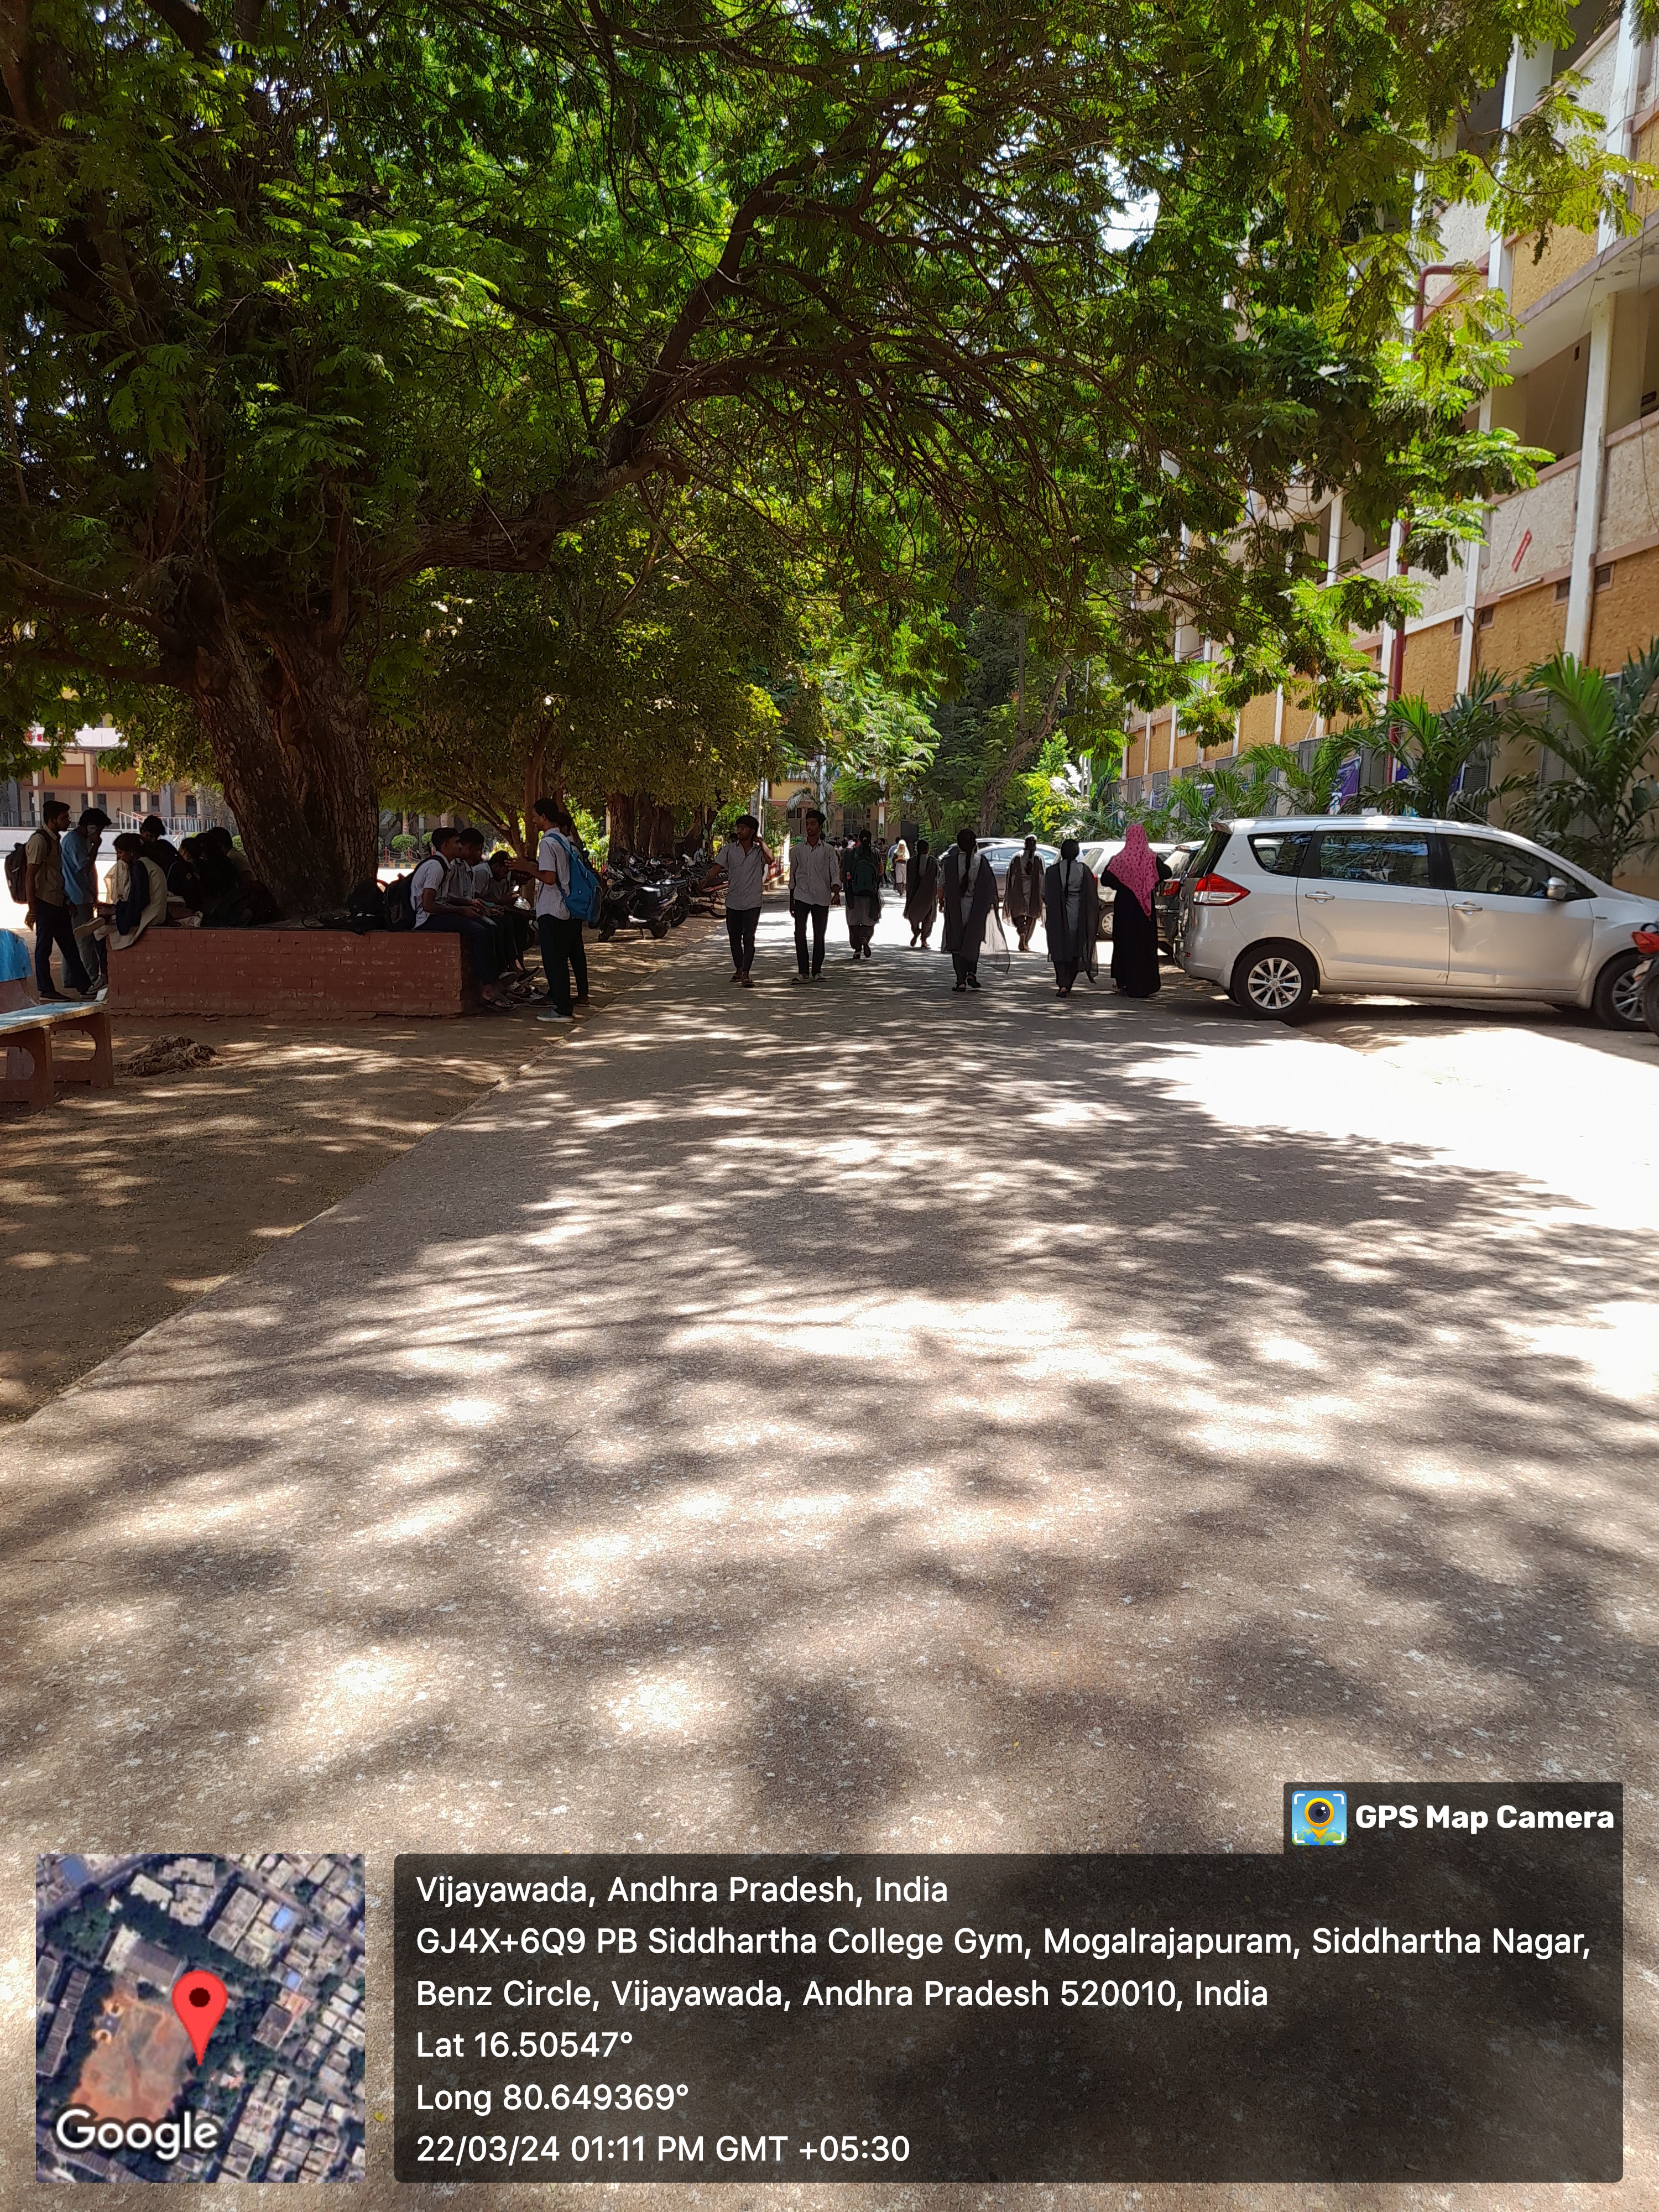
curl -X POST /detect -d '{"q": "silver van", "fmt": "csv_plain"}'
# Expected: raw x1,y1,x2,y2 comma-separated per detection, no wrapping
1175,816,1659,1027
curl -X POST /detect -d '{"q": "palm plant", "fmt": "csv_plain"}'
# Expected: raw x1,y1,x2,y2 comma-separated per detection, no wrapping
1240,732,1360,814
1363,672,1520,820
1509,641,1659,883
1162,753,1284,833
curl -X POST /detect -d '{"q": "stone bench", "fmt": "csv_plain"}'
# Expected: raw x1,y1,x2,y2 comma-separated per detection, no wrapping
106,926,480,1019
0,1001,115,1109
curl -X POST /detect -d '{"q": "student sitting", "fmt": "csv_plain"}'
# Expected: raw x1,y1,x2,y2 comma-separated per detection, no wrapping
90,833,170,951
408,829,516,1010
169,832,277,927
205,825,256,883
457,827,526,973
477,846,534,966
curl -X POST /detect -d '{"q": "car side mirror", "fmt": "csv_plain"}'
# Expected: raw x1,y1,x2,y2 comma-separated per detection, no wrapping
1545,877,1571,902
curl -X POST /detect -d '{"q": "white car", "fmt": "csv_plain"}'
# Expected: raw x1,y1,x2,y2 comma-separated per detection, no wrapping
1175,815,1659,1027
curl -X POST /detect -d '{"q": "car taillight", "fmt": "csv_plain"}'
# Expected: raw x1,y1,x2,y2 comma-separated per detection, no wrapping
1634,928,1659,954
1188,873,1249,906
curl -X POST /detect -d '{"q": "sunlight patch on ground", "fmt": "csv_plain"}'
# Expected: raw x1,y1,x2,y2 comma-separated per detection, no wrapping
1502,1300,1659,1404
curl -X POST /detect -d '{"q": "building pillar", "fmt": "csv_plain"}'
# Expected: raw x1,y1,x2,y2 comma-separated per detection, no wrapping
1564,293,1615,662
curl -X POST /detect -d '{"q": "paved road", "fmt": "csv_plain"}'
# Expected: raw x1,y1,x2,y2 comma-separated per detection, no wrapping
4,893,1657,2205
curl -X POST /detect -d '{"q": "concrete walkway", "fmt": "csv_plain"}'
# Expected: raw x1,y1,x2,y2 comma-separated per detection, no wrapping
5,893,1657,2206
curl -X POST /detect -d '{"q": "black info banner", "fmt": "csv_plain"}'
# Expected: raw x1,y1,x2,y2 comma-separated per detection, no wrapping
394,1783,1621,2183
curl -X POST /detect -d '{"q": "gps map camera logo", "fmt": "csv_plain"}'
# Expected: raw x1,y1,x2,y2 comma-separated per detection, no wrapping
1292,1791,1348,1846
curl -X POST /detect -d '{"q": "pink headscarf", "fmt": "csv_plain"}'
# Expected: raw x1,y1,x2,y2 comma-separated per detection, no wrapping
1106,822,1160,915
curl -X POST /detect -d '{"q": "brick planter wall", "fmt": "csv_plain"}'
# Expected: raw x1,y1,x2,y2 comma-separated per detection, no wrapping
107,927,479,1019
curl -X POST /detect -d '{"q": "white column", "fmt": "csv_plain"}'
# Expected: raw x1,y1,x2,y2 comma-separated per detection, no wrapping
1457,393,1494,693
1600,3,1645,248
1564,294,1615,661
1324,493,1344,586
1378,517,1404,695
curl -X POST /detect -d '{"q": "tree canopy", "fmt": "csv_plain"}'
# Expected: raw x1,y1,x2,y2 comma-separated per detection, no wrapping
3,0,1647,905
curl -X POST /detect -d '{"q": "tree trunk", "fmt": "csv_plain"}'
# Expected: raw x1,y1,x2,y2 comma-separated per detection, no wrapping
189,617,377,914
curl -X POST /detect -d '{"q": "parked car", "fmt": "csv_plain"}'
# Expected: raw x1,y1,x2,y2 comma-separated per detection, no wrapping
1174,815,1659,1027
1152,840,1203,953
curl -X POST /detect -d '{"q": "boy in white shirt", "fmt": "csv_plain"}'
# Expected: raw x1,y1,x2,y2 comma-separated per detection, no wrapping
717,813,769,986
409,828,514,1009
787,808,839,981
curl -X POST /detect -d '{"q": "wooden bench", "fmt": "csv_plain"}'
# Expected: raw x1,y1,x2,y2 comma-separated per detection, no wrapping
0,1001,115,1110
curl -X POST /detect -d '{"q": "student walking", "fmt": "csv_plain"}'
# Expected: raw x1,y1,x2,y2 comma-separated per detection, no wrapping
904,838,938,946
1003,835,1045,952
788,809,839,982
938,828,1006,992
1106,822,1168,999
843,830,882,959
1044,838,1101,995
23,800,94,1000
719,813,768,986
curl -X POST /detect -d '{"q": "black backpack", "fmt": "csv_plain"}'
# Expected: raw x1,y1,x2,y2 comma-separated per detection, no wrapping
346,878,388,930
382,873,416,931
4,841,27,902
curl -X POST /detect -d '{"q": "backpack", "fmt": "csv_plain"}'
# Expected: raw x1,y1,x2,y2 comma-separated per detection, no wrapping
382,873,416,932
346,878,387,930
553,833,603,926
4,841,27,902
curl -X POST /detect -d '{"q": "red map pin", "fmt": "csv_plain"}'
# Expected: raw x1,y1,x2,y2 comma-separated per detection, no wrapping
171,1969,229,2064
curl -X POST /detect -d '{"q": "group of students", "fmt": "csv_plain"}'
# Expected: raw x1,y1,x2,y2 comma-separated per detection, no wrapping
715,811,1167,999
405,800,588,1019
17,804,275,1002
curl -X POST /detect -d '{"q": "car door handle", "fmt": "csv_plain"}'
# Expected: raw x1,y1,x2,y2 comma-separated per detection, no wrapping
1303,890,1334,902
1452,901,1481,915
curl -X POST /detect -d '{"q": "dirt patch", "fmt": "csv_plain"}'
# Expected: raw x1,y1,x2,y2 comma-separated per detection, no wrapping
1,919,711,1421
71,1986,193,2124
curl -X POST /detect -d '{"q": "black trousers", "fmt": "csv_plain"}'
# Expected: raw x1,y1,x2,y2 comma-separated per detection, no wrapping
952,951,979,984
420,909,500,988
792,901,828,974
537,912,584,1014
726,906,759,974
33,899,91,995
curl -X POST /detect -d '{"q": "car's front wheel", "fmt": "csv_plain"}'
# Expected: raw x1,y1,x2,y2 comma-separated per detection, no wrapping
1232,941,1317,1020
1592,949,1647,1031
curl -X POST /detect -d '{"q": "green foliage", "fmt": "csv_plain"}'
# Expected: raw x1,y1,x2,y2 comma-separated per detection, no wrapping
2,0,1645,895
823,663,939,811
374,494,795,847
1361,674,1522,820
1509,644,1659,883
1239,734,1361,816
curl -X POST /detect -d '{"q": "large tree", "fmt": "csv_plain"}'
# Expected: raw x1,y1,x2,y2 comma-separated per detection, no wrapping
375,491,800,851
2,0,1644,907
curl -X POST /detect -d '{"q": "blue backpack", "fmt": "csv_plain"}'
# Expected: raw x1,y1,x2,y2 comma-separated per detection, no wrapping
556,834,603,926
